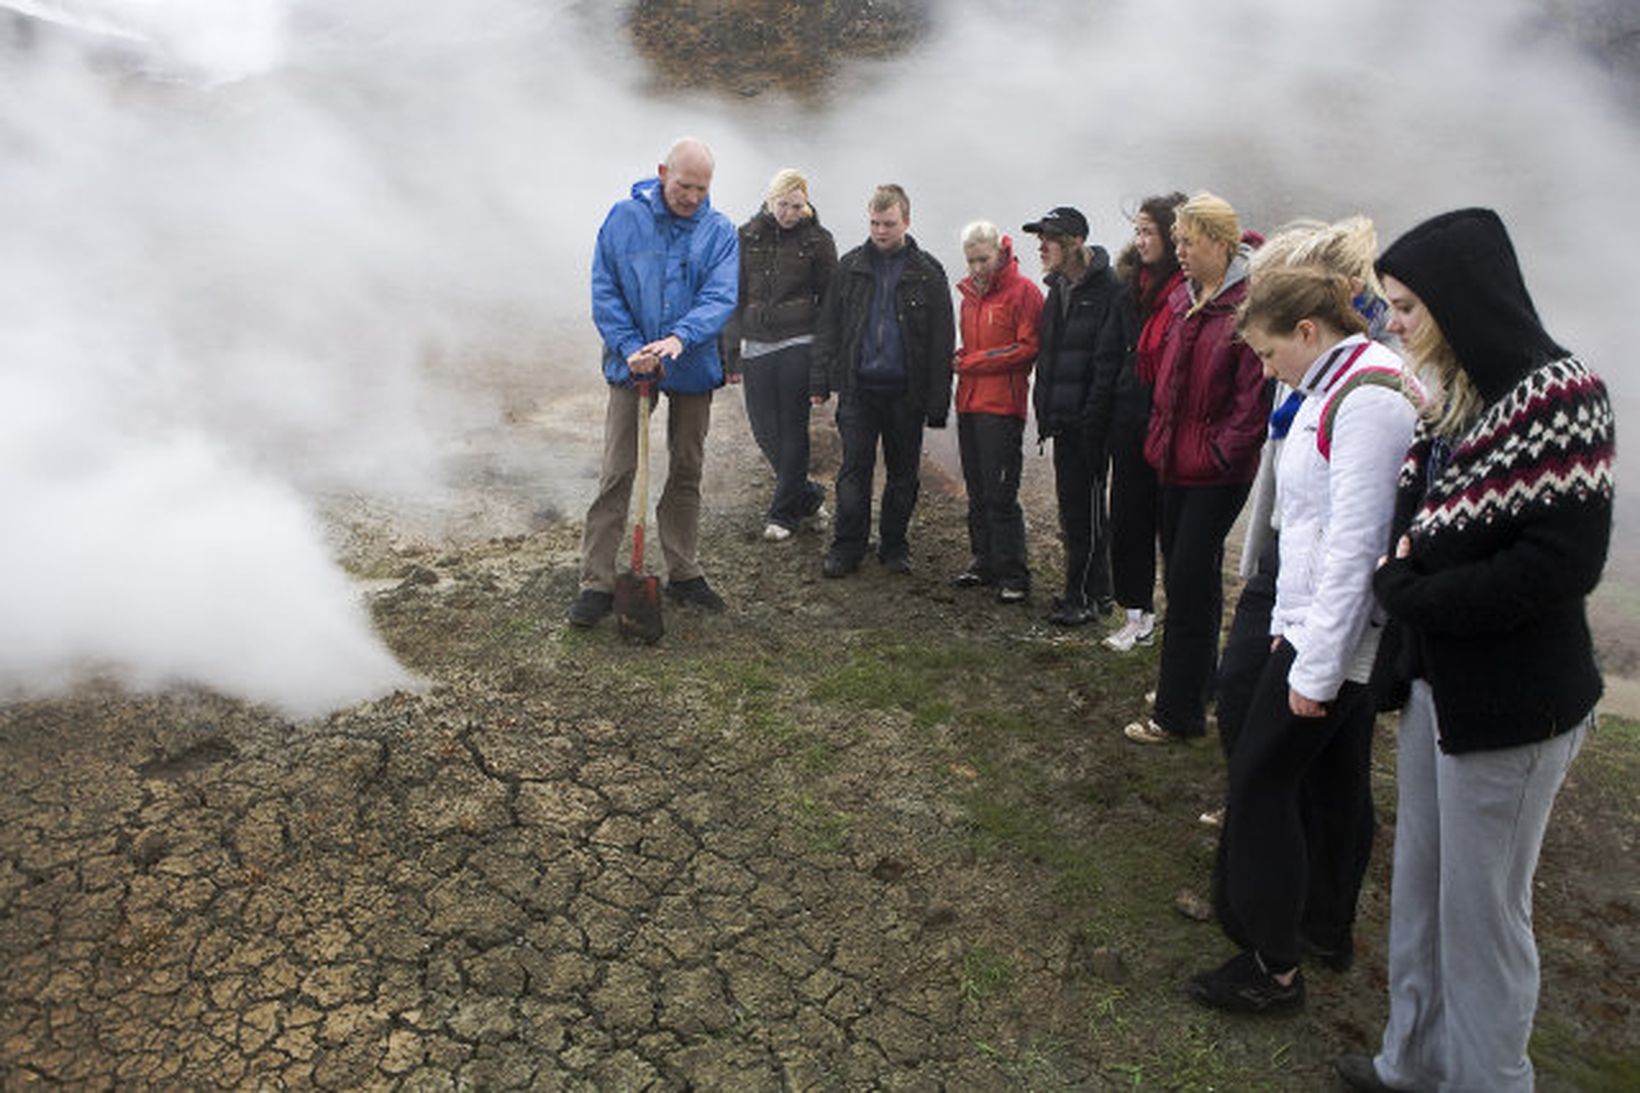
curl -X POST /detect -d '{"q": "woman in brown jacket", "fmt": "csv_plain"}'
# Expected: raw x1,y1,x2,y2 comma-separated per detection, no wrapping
723,169,838,541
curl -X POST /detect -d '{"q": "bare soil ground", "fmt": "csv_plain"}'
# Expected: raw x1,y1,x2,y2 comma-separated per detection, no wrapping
2,394,1635,1089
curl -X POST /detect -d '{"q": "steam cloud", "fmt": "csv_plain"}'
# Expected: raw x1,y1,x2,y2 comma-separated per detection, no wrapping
1,0,1633,717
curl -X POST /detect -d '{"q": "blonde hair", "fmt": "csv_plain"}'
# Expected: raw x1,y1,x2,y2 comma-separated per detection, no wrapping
1238,265,1368,341
1402,312,1483,438
870,183,910,220
1174,191,1241,253
1251,216,1381,298
764,168,811,214
961,220,1000,250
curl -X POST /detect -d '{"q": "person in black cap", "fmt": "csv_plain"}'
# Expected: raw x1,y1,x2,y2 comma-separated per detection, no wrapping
1333,208,1615,1093
1023,206,1122,624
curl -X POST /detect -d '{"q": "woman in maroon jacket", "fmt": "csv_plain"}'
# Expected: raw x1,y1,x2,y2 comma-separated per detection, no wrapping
1126,192,1271,744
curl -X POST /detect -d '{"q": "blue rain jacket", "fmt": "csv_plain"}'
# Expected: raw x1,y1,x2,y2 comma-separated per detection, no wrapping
591,177,739,393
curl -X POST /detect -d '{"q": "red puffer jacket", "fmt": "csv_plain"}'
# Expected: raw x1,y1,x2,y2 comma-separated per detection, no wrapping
1143,267,1270,486
955,238,1044,419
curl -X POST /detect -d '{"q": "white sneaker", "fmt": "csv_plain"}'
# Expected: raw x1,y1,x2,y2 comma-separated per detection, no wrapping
763,522,793,542
801,504,829,532
1104,611,1158,652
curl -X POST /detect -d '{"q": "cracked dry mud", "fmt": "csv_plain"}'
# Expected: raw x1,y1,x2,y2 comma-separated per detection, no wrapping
3,397,1637,1089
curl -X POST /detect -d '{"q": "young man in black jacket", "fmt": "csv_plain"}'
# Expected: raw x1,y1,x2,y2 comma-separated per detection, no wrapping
811,184,955,577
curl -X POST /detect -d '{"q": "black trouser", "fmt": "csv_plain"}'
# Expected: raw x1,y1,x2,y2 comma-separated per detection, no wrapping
1213,640,1376,968
742,343,824,529
1215,533,1280,763
958,412,1028,588
832,387,923,562
1153,481,1249,737
1107,416,1158,613
1050,430,1110,607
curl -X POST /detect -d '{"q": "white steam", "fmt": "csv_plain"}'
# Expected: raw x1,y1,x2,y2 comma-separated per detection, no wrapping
1,0,1634,717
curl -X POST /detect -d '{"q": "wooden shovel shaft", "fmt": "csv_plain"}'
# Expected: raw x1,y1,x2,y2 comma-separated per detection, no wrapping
631,380,652,572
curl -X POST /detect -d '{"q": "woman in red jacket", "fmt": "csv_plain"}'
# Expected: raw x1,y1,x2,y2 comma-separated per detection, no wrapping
1126,192,1271,744
952,221,1044,601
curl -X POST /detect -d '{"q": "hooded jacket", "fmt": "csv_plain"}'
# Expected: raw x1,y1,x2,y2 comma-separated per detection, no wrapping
721,205,838,376
1032,245,1121,442
811,235,955,426
1372,208,1616,753
1143,248,1272,486
591,177,740,394
955,236,1044,419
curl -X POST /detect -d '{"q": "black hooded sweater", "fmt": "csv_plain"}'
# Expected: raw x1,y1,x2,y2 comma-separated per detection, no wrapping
1372,208,1616,754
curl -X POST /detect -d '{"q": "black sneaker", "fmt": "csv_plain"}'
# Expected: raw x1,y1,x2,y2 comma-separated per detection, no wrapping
879,548,912,575
566,589,613,627
822,550,861,579
1046,597,1095,626
996,584,1028,604
1187,951,1305,1015
665,576,725,611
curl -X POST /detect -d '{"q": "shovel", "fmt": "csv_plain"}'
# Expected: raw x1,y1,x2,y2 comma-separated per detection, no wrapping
615,379,663,644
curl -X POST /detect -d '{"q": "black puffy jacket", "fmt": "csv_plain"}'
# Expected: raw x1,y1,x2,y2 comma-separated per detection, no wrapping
1033,245,1121,442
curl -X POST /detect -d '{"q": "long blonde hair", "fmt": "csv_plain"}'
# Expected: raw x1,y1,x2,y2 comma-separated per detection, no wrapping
1404,311,1483,437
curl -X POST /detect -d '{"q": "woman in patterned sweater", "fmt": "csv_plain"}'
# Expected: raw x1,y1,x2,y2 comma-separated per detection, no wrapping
1334,208,1616,1093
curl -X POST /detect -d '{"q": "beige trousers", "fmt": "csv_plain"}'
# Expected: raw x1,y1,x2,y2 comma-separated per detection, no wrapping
579,384,713,592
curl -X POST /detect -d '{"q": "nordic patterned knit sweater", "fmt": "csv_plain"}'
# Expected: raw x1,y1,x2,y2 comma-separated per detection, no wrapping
1372,208,1616,755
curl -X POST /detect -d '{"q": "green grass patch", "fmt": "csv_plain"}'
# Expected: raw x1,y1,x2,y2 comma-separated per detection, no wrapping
960,943,1017,1005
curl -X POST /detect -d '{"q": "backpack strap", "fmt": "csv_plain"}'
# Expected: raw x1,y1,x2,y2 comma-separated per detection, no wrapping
1317,367,1413,461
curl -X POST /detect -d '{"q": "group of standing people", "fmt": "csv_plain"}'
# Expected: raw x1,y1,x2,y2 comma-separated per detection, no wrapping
565,138,1617,1093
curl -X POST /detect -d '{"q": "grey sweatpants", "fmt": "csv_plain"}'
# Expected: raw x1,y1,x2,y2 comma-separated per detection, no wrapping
1375,681,1589,1092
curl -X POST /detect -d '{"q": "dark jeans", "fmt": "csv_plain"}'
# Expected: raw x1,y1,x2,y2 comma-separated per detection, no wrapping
832,387,923,561
1216,533,1280,763
1213,640,1377,967
1107,416,1158,612
1153,481,1249,737
958,412,1028,588
1051,430,1110,607
743,343,824,529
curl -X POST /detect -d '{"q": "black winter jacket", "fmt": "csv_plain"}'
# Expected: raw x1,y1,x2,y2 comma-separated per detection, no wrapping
721,207,838,375
1033,246,1121,443
811,236,955,426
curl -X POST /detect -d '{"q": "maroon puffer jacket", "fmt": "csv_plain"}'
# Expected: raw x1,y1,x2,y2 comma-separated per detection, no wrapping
1143,273,1270,486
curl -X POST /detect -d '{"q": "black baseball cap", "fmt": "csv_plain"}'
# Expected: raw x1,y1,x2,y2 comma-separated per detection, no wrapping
1022,206,1089,239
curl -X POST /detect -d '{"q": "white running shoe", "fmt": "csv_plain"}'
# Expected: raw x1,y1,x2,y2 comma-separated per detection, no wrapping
1103,611,1157,652
763,522,793,542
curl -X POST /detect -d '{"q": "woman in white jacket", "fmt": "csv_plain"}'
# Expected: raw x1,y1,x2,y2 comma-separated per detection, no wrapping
1188,265,1418,1014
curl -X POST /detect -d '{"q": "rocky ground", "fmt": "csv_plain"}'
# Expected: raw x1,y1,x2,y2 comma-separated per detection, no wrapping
2,392,1636,1089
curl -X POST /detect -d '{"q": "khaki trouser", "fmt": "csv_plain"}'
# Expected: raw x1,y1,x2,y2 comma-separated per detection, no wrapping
579,384,713,592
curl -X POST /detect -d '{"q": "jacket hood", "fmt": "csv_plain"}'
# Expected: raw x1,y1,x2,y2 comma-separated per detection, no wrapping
1376,207,1566,403
632,176,714,222
959,235,1022,300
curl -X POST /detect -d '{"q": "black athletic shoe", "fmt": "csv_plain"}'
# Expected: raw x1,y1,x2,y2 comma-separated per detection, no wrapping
1187,951,1305,1015
665,576,725,611
566,589,613,627
879,548,912,575
1047,597,1095,626
822,550,861,579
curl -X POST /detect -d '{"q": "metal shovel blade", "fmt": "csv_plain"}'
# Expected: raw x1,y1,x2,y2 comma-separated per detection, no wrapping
614,570,663,644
